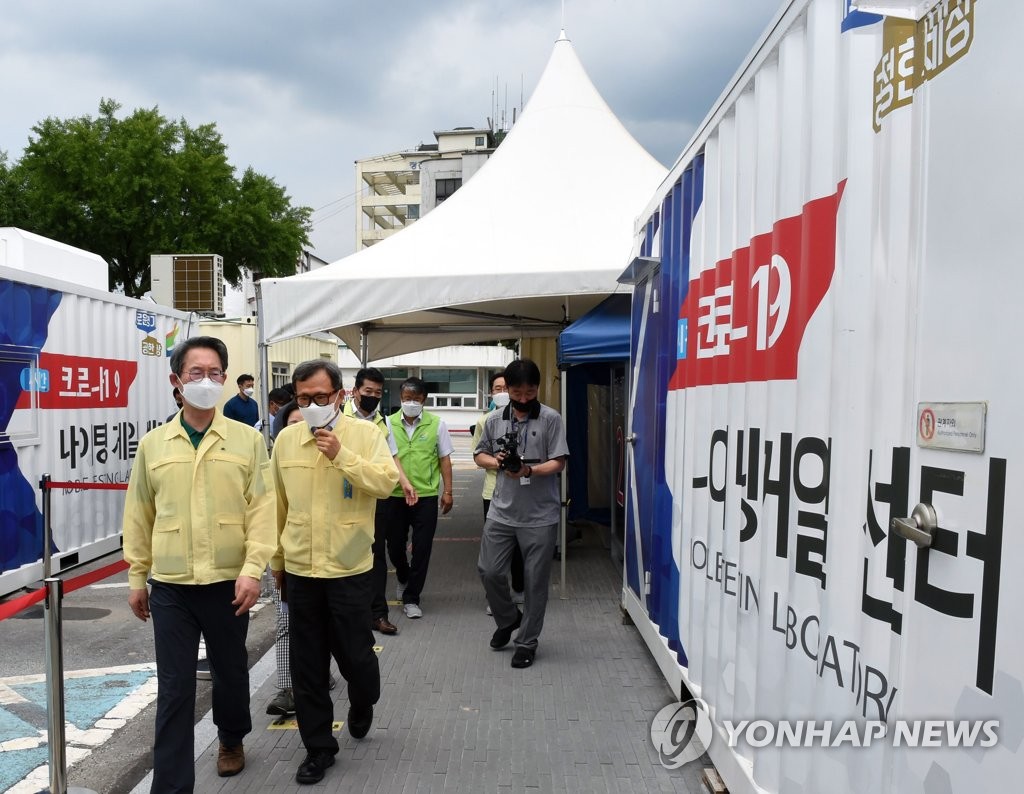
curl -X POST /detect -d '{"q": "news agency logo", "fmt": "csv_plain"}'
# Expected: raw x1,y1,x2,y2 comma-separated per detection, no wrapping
649,706,1000,767
723,719,999,749
650,698,713,769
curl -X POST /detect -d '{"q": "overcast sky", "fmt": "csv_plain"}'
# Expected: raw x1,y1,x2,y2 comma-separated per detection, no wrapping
0,0,781,263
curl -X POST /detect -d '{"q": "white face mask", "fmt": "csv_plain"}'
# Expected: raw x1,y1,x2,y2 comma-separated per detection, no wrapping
179,378,224,411
300,402,339,429
401,400,423,418
492,392,511,409
243,387,255,397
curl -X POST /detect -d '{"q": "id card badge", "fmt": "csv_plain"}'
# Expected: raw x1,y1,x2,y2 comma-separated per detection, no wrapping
519,475,531,486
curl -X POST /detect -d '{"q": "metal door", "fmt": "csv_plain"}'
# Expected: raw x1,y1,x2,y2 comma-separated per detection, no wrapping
885,8,1023,787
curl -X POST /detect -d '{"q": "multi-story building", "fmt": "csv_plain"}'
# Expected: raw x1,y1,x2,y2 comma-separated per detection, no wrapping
339,343,514,434
350,123,514,430
354,126,499,249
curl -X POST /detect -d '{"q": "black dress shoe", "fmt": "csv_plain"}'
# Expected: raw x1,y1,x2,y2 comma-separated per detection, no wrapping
372,616,399,635
295,751,335,784
489,609,523,649
348,704,373,738
511,647,536,668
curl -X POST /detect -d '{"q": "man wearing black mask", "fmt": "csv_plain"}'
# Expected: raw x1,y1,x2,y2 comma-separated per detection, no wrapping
343,367,416,635
474,358,568,668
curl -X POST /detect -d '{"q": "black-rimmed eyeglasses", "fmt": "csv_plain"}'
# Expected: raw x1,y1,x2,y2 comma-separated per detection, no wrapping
295,391,337,407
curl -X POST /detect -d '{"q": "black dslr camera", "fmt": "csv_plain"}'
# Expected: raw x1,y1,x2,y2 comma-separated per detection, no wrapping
494,431,524,473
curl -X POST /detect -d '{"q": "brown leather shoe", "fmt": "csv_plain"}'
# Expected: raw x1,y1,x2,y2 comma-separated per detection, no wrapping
217,742,245,777
372,615,399,635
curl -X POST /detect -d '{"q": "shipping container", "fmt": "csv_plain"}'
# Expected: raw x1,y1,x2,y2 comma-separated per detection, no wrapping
0,230,194,595
622,1,1020,792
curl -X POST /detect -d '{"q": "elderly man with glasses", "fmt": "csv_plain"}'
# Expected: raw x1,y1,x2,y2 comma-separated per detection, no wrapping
269,360,399,785
122,336,276,790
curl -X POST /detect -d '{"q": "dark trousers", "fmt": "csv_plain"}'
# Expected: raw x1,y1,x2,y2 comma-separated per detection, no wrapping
150,580,250,794
483,498,524,593
478,520,558,651
386,495,438,605
287,571,380,755
370,499,390,619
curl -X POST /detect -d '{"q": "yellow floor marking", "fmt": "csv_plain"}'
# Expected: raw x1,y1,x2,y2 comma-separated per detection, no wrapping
268,718,343,731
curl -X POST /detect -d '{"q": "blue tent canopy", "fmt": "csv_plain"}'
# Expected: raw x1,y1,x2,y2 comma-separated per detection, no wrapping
557,293,632,366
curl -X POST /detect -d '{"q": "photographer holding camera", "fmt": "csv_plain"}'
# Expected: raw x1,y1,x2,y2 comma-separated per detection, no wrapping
474,358,569,668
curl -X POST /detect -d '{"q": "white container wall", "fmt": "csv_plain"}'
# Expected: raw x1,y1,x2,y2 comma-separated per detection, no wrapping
624,1,1021,792
0,264,193,595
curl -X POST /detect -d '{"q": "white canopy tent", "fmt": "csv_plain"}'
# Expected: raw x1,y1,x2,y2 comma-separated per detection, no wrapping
259,31,667,360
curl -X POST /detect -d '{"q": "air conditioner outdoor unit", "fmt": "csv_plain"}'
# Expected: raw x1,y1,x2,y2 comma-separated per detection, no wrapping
150,254,225,315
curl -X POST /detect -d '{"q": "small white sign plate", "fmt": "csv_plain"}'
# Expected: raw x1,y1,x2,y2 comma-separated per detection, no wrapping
917,402,986,453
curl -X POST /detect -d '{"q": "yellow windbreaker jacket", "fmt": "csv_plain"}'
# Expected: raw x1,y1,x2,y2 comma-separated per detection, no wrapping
270,413,399,578
122,412,276,589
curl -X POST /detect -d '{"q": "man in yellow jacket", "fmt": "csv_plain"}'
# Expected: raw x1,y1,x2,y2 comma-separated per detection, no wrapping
123,336,276,791
270,360,399,786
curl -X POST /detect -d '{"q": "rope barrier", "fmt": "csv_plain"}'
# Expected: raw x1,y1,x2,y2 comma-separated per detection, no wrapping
0,559,129,622
42,481,129,491
64,559,129,595
0,587,46,621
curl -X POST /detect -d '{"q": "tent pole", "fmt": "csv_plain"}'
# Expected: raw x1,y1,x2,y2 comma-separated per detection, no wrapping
608,364,616,559
560,368,568,599
255,278,271,449
360,324,369,366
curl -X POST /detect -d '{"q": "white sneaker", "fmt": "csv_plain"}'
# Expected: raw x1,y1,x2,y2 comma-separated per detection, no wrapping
403,603,422,619
396,581,406,601
512,590,525,605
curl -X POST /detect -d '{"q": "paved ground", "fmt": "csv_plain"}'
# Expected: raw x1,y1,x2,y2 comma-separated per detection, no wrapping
3,438,707,793
0,590,276,794
0,663,156,792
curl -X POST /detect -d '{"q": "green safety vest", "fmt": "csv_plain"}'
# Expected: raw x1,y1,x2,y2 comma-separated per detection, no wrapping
389,409,440,497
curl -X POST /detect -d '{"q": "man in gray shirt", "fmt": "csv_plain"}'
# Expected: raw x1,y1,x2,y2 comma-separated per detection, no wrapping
474,358,569,668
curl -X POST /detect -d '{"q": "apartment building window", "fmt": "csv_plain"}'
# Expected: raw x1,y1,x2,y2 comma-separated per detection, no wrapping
407,204,420,220
435,178,462,204
271,362,290,389
475,135,485,147
422,367,477,409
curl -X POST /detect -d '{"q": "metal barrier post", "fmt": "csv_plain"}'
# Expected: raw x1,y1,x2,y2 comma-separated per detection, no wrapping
559,373,568,598
41,475,52,580
44,577,67,794
43,577,98,794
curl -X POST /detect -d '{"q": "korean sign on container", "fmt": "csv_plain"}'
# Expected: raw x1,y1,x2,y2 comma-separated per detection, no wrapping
0,263,192,595
623,1,1019,793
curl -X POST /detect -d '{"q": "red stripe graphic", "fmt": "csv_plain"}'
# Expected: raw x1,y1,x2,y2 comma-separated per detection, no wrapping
670,181,846,390
16,353,138,410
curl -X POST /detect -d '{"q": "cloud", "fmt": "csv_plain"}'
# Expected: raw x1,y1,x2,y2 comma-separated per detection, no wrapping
0,0,781,260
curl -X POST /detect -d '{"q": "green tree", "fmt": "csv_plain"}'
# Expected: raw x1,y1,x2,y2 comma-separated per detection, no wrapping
0,99,311,296
0,152,28,223
224,168,311,280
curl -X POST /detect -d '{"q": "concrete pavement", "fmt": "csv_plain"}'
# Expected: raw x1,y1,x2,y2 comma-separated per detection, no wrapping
2,439,708,793
180,452,704,793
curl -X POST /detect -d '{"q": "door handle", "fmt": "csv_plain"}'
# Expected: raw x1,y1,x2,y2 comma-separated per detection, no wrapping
890,503,938,549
